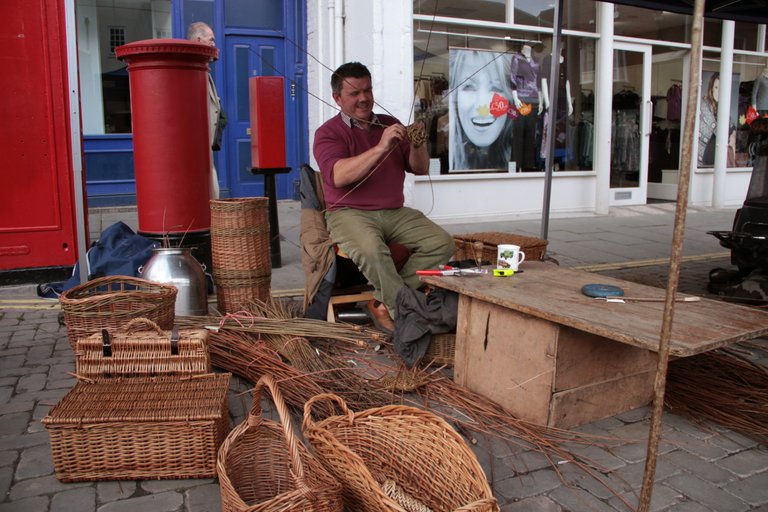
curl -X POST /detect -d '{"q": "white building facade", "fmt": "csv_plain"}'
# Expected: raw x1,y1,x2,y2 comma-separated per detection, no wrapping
307,0,768,223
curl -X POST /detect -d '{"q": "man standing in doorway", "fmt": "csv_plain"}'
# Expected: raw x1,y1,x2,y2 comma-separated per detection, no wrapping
187,21,226,199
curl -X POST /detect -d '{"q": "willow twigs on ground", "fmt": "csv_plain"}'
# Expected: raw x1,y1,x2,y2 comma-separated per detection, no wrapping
181,306,635,506
207,329,325,407
666,347,768,443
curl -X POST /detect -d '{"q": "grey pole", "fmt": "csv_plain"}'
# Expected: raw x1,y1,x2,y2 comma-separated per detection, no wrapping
539,0,563,247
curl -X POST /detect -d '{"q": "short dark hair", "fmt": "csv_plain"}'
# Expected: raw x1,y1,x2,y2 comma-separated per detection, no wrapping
331,62,371,95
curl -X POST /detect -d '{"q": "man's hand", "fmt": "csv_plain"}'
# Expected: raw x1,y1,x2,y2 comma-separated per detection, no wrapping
378,123,406,152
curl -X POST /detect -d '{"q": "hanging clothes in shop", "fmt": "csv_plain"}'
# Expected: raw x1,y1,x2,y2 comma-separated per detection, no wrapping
510,46,540,170
611,88,641,174
666,83,682,122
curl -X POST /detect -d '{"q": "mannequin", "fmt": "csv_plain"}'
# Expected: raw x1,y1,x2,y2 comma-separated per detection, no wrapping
540,49,573,117
509,44,540,171
539,48,573,168
752,64,768,114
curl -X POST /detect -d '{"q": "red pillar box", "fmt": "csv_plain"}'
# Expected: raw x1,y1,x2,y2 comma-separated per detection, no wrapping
116,40,217,235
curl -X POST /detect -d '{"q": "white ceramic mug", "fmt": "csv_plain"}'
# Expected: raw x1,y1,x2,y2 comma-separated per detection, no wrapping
496,244,526,271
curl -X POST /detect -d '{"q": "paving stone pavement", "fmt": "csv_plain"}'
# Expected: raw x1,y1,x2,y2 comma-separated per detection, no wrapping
1,202,767,511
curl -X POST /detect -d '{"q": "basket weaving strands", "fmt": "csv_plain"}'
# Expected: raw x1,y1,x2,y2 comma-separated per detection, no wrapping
210,198,272,312
60,275,177,351
75,318,210,378
217,375,343,512
302,393,498,512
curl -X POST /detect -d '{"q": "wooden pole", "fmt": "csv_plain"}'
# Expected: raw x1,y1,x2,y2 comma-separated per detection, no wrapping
637,0,705,509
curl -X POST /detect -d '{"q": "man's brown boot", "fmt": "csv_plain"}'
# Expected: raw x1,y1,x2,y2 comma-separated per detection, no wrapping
367,299,394,333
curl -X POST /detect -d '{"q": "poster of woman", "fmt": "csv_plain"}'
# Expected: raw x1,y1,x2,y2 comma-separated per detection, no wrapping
448,48,514,171
698,71,739,167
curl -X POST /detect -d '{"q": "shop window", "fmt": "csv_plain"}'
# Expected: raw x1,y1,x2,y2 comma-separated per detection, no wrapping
413,0,594,31
77,0,171,135
696,52,768,169
413,22,595,174
414,0,506,24
648,48,684,183
614,5,691,44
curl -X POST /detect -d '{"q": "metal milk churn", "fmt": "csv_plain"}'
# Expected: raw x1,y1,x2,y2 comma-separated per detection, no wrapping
140,247,208,316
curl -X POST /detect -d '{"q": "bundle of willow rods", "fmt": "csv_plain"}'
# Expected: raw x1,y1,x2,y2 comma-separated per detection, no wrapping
666,347,768,443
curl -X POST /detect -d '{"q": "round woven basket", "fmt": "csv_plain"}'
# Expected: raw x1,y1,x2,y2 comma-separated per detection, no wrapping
59,275,177,351
302,393,498,512
217,375,343,512
210,198,272,312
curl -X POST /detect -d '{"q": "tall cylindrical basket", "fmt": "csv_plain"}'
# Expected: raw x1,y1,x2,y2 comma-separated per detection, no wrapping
210,198,271,313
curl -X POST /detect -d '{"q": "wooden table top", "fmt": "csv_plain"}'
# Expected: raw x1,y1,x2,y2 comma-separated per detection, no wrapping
420,261,768,357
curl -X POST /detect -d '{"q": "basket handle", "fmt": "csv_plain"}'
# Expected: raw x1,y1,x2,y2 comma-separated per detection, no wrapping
121,318,165,335
455,498,498,511
118,318,179,355
302,392,354,432
250,375,308,486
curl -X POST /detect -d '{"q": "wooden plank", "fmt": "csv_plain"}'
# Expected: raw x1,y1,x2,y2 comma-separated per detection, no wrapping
454,297,558,425
421,261,768,356
549,370,655,429
554,327,658,392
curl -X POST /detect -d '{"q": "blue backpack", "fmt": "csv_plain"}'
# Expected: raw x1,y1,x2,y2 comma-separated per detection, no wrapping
37,221,159,298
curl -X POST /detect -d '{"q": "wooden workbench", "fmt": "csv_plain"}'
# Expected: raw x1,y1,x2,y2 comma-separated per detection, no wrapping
420,261,768,428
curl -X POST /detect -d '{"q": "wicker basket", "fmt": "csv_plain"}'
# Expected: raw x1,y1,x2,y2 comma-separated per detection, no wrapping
210,198,272,312
424,333,456,367
453,232,548,264
43,373,231,482
60,275,177,351
217,375,343,512
75,318,210,379
302,394,498,512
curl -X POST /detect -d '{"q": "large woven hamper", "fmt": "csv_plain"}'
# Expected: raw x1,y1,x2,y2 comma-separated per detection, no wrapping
302,393,498,512
43,373,231,482
453,232,548,264
217,375,343,512
210,198,272,313
60,275,176,351
75,318,210,379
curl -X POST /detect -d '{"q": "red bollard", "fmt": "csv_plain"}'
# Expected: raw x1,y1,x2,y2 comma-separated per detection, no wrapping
116,39,217,236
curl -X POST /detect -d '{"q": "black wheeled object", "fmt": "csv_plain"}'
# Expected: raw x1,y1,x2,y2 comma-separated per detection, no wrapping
708,119,768,275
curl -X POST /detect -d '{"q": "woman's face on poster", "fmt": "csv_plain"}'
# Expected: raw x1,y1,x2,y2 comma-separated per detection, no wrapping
711,77,720,101
456,55,507,147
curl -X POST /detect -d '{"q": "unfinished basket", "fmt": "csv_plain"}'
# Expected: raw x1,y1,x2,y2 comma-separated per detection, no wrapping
60,275,177,351
75,318,210,379
424,333,456,367
302,393,498,512
43,373,230,482
210,198,272,313
217,375,343,512
453,232,548,264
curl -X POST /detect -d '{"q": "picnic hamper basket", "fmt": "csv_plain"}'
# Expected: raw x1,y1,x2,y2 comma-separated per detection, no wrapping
75,318,210,379
217,375,343,512
302,393,498,512
60,275,176,351
453,232,548,264
43,372,231,482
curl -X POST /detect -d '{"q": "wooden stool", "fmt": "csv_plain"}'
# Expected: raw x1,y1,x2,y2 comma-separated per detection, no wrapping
326,244,410,323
